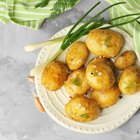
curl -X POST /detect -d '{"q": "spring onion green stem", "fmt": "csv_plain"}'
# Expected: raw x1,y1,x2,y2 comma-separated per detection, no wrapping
101,16,140,29
61,18,104,50
68,1,126,40
94,13,140,29
62,2,101,45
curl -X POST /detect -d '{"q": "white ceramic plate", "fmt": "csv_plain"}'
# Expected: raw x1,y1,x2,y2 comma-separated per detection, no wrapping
35,25,140,134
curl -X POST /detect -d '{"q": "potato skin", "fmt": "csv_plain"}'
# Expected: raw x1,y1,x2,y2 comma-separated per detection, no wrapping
64,68,90,97
91,57,115,72
92,85,120,108
65,96,100,122
41,61,68,91
114,51,136,69
86,29,124,58
86,60,115,90
119,66,140,94
66,41,89,70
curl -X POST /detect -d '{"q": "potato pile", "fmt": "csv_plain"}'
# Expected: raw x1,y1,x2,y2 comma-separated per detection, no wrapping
41,29,140,122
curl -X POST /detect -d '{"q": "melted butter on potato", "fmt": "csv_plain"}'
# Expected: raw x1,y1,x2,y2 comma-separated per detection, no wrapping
86,59,115,90
41,61,68,91
86,29,125,58
114,51,136,69
92,85,120,108
65,96,100,122
64,68,90,97
119,66,140,94
66,41,89,70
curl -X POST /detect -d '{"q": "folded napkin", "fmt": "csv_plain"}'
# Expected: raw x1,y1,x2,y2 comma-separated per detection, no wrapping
0,0,80,30
105,0,140,59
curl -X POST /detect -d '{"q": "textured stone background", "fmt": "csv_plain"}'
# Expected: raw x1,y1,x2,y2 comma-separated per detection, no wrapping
0,0,140,140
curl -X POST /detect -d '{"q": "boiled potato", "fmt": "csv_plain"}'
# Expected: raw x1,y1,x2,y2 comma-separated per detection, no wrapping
114,51,136,69
119,66,140,94
64,68,90,97
86,29,124,58
86,60,115,90
41,61,68,91
65,96,100,122
91,57,115,72
66,41,89,70
92,85,120,108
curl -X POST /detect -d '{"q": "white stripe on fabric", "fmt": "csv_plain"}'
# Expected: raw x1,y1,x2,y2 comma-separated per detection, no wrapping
0,1,53,9
126,0,140,13
0,13,9,18
133,0,140,8
0,1,56,9
17,0,56,5
35,20,39,30
0,2,5,5
133,22,140,59
1,3,53,9
133,22,137,51
110,8,115,24
115,0,131,14
30,20,33,28
0,9,50,16
0,8,4,10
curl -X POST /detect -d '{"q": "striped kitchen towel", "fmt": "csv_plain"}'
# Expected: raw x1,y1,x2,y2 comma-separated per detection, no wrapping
0,0,80,30
105,0,140,59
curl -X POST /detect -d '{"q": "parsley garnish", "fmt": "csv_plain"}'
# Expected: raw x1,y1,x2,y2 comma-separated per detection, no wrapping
80,113,89,118
104,36,112,48
71,77,82,86
124,82,137,89
91,72,98,76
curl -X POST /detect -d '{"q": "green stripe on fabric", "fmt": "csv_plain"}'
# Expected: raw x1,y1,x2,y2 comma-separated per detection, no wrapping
105,0,140,60
0,16,9,23
134,22,140,59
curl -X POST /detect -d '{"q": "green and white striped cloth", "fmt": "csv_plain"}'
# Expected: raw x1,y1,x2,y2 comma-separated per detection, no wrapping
0,0,79,30
105,0,140,60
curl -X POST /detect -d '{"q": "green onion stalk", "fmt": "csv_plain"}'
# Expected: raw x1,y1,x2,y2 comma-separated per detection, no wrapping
30,2,140,76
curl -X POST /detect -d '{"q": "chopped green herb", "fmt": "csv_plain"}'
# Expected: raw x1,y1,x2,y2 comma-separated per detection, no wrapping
72,77,82,86
124,81,137,89
104,36,112,48
91,72,98,76
80,113,89,118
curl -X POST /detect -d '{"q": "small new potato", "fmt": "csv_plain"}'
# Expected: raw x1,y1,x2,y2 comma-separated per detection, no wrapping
114,51,136,69
64,68,90,97
65,96,100,122
41,61,68,91
66,41,89,70
86,29,124,58
92,85,120,108
119,66,140,94
86,60,115,90
91,57,115,72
